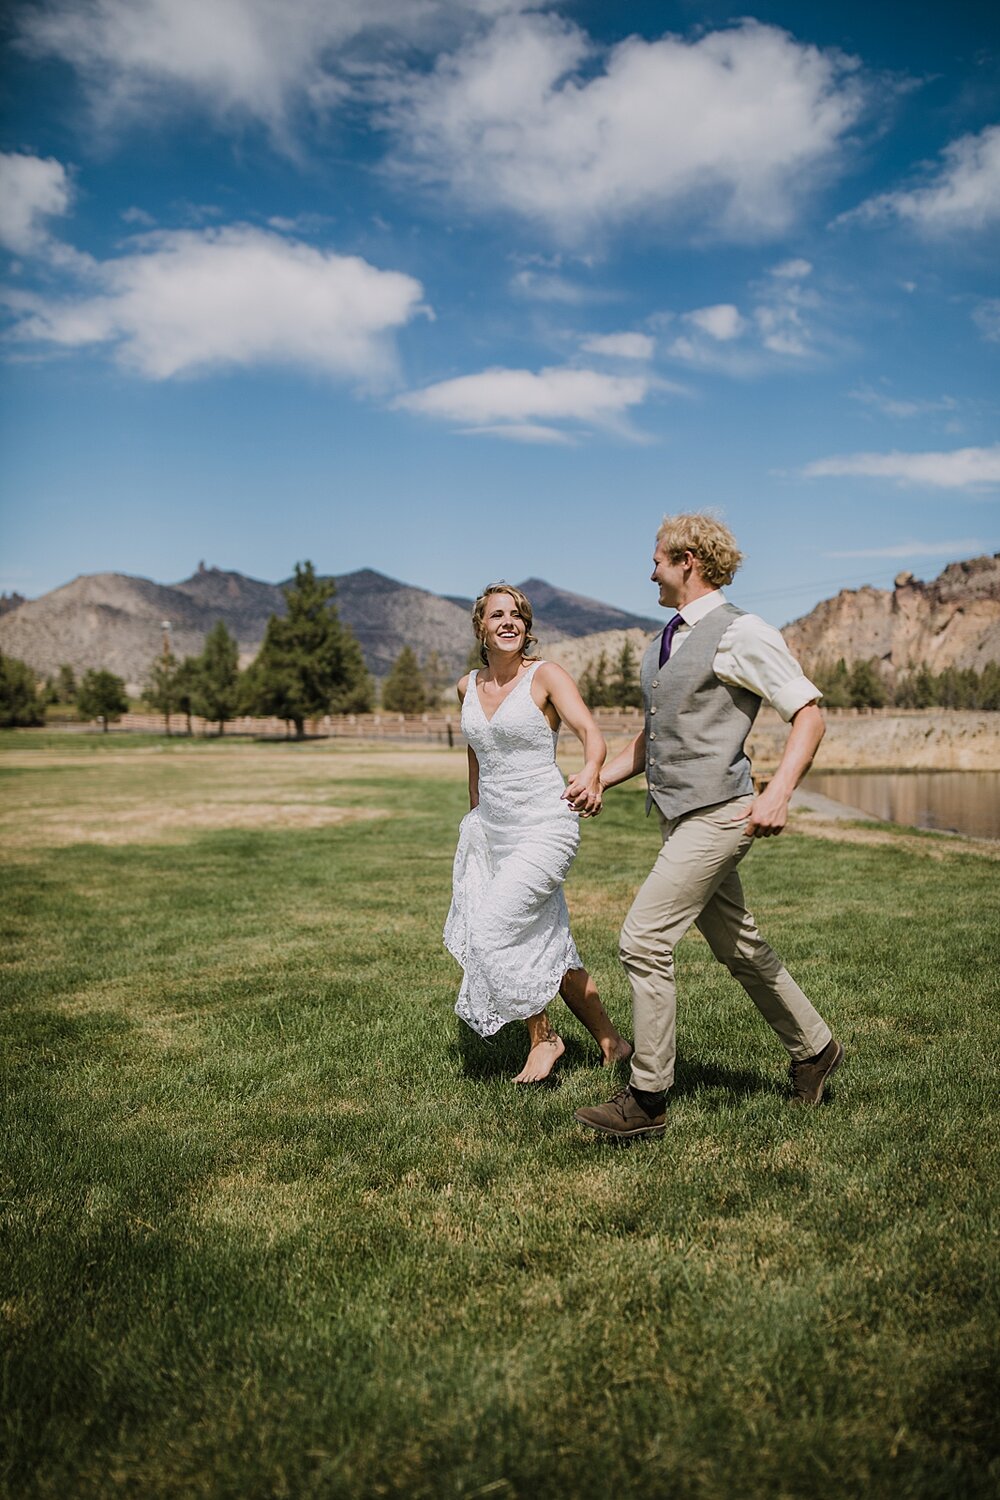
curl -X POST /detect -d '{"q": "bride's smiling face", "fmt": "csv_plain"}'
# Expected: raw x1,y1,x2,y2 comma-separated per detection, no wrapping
481,593,527,657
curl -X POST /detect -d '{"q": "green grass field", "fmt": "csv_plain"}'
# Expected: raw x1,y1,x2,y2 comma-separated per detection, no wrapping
2,732,998,1499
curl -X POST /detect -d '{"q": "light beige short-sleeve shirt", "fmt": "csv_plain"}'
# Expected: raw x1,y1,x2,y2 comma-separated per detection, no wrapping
669,590,821,724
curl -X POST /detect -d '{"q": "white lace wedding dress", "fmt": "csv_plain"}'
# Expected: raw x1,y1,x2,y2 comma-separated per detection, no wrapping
444,661,583,1037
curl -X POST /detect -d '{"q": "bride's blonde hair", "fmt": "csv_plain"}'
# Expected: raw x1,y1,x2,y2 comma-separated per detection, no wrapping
472,582,538,665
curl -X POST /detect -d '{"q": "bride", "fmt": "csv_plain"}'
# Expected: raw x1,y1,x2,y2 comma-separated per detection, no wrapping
444,581,632,1083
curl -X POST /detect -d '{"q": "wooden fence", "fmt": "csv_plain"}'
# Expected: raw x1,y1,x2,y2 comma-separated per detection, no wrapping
52,707,646,742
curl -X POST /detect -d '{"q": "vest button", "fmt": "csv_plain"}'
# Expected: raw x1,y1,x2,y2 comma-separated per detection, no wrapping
649,731,656,740
651,679,659,688
650,706,657,714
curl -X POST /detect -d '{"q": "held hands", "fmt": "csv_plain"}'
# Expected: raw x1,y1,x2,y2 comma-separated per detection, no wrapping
562,767,603,818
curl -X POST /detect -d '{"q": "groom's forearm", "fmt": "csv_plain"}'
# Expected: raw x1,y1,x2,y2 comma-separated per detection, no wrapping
600,729,647,789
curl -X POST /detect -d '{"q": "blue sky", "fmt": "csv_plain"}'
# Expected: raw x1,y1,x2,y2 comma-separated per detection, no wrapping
1,0,998,627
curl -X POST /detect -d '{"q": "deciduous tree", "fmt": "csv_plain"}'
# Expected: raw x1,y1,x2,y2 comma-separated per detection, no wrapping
77,668,129,732
0,651,43,727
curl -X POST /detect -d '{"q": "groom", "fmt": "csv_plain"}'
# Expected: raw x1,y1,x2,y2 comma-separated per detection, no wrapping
574,513,842,1139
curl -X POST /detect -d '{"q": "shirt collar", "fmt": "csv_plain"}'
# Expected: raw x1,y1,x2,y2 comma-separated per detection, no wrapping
678,588,726,627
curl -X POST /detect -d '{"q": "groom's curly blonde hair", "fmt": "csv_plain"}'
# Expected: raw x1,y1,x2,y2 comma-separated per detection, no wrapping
657,512,744,589
472,582,538,665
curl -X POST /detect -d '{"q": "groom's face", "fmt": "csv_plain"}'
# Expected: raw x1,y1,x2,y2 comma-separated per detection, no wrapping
651,541,690,609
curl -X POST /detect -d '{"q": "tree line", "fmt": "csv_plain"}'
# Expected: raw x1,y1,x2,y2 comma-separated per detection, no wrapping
811,658,1000,711
5,581,1000,729
1,562,458,732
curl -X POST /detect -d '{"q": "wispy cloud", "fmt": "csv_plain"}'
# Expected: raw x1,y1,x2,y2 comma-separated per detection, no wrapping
770,257,812,280
827,538,990,559
3,222,428,382
394,364,653,440
849,383,958,420
387,17,869,242
509,269,613,304
973,299,1000,343
841,124,1000,234
14,0,515,143
802,445,1000,490
579,331,655,360
663,271,825,373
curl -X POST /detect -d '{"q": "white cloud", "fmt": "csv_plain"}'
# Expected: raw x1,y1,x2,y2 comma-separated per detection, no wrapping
684,304,745,341
843,124,1000,233
15,0,528,139
463,422,575,445
0,152,73,253
509,268,609,304
395,364,652,439
802,446,1000,490
387,17,868,241
827,538,989,559
770,257,812,279
849,384,958,420
4,224,427,381
664,274,826,371
973,299,1000,343
580,331,654,359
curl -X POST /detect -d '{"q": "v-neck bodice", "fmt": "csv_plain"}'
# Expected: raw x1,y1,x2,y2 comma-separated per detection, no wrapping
463,661,558,783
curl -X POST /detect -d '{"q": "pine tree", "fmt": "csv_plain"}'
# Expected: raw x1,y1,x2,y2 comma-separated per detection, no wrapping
382,647,429,713
609,639,642,709
848,658,886,709
56,664,77,703
421,650,449,708
243,562,373,738
193,621,240,734
77,668,129,732
174,657,199,735
580,650,610,708
146,650,180,734
815,658,851,709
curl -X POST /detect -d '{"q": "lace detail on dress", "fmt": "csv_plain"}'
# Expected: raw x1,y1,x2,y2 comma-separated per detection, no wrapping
443,662,584,1037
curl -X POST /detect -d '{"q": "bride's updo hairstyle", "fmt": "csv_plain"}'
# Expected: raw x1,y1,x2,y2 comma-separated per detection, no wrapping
472,582,538,665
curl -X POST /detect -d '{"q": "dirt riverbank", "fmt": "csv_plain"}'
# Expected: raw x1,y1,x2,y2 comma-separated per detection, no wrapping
746,708,1000,772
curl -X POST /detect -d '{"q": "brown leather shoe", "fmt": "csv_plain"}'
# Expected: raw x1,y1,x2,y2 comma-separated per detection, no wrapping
573,1087,666,1139
790,1038,844,1105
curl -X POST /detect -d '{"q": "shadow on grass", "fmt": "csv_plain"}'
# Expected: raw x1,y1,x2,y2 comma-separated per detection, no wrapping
452,1020,600,1084
673,1056,783,1101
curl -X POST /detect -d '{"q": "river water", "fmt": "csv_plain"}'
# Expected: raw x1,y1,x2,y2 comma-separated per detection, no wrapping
804,770,1000,841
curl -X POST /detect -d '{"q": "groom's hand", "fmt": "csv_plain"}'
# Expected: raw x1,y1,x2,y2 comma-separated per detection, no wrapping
734,783,789,838
563,770,603,818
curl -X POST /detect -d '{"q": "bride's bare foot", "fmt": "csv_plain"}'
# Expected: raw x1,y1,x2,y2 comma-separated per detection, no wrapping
600,1037,634,1067
513,1033,565,1084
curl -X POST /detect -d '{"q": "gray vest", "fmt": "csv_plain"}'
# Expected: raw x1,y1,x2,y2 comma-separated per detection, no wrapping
641,602,760,819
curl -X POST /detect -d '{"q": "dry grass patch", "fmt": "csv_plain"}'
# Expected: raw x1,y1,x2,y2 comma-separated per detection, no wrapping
7,799,385,847
789,811,1000,861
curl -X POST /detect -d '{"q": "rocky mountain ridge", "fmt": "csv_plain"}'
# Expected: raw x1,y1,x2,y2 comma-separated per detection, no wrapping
782,553,1000,679
0,563,661,690
2,553,996,694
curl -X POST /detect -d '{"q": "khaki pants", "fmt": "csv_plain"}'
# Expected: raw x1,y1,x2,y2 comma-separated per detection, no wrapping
622,794,831,1094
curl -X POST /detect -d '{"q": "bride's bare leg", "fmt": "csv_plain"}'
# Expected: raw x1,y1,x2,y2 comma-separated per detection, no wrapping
559,967,633,1066
513,1009,566,1083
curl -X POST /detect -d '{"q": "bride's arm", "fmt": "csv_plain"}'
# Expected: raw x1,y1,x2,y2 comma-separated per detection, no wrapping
457,674,479,810
536,664,606,817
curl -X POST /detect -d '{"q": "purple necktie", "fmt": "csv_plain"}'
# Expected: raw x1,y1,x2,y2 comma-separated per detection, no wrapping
659,613,684,667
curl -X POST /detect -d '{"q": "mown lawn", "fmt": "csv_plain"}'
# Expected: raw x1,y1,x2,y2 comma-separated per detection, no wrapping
2,732,998,1499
